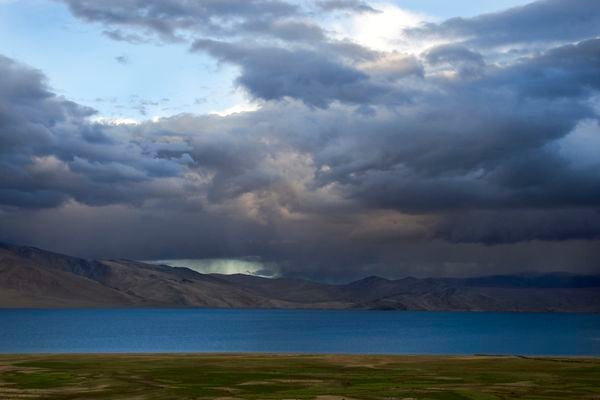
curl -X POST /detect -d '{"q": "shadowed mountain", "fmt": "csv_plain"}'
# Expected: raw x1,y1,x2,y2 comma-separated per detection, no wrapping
1,243,599,312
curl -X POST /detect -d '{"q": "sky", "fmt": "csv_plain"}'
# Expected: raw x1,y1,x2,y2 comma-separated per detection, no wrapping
0,0,599,281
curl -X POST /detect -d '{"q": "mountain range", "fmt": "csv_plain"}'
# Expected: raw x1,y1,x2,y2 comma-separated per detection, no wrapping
1,243,598,312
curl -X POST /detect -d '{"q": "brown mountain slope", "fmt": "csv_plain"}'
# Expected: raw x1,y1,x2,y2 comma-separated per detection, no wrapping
0,243,341,309
0,249,135,307
214,273,600,312
0,243,283,308
1,243,599,311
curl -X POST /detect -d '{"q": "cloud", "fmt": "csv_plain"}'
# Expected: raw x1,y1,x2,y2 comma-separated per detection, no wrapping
238,19,327,43
423,44,485,78
407,0,600,47
2,0,600,279
2,37,600,277
316,0,379,14
57,0,299,42
191,39,395,107
435,209,600,244
0,55,188,209
492,38,600,99
115,55,129,64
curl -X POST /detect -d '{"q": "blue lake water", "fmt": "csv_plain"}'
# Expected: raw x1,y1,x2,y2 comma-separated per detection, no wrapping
0,309,599,355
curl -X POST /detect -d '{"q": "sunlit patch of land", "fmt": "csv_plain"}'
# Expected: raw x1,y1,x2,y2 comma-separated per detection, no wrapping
0,354,598,399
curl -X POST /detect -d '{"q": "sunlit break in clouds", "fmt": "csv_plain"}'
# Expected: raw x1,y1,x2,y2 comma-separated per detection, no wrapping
0,0,599,281
148,258,277,277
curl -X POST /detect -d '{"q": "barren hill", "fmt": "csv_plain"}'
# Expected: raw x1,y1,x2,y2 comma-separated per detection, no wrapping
1,243,598,312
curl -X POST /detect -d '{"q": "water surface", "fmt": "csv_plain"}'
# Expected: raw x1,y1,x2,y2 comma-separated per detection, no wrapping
0,309,598,355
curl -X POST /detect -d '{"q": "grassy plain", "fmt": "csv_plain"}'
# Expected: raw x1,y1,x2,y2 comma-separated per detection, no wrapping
0,354,598,399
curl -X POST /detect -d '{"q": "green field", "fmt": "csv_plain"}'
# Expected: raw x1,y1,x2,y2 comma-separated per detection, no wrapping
0,354,598,399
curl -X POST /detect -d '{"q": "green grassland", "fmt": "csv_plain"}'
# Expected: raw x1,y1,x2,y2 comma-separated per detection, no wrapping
0,354,598,399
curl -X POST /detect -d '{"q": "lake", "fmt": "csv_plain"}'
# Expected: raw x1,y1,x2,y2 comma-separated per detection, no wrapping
0,309,599,355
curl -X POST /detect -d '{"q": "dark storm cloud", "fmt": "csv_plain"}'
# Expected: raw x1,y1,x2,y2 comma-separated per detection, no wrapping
436,209,600,244
307,38,600,213
424,44,485,77
407,0,600,47
490,38,600,99
425,44,484,65
191,39,397,107
2,0,600,279
2,203,598,280
0,55,188,209
2,37,600,277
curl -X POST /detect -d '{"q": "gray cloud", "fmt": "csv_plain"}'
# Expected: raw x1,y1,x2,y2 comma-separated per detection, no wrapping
424,44,485,78
114,55,129,64
239,19,326,43
2,0,600,279
407,0,600,47
316,0,379,14
489,38,600,99
436,209,600,244
2,40,600,278
0,56,188,209
191,39,397,107
58,0,299,42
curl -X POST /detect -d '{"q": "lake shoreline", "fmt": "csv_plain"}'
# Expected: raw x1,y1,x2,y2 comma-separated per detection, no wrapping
2,306,600,314
2,352,600,358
